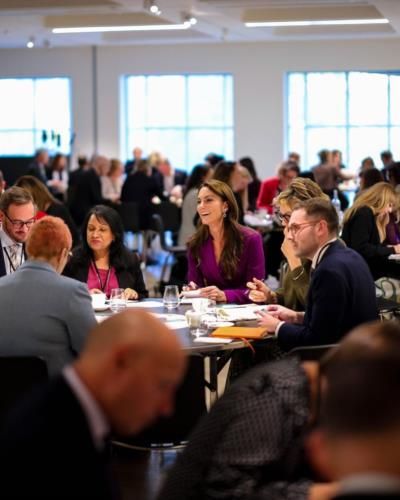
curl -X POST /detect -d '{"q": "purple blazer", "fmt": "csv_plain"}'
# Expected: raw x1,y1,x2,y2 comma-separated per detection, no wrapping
187,226,265,304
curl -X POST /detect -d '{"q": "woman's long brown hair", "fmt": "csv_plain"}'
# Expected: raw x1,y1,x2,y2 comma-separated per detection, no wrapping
188,179,244,280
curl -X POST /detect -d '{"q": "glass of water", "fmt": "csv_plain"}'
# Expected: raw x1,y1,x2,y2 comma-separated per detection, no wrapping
163,285,180,310
109,288,127,313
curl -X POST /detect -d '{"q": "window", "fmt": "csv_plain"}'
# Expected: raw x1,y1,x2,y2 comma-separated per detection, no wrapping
122,74,234,170
0,77,71,156
287,71,400,169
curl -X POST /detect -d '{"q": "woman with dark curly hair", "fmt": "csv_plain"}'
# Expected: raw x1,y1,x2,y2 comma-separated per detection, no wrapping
64,205,148,300
185,180,264,304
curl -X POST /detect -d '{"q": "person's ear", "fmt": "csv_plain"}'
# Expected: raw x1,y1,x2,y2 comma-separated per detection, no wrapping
306,429,335,481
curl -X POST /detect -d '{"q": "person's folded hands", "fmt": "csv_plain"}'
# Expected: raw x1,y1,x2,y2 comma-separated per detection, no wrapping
264,304,298,323
200,286,226,303
124,288,138,300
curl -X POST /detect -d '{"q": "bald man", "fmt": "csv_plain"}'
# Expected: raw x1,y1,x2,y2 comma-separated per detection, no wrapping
0,310,186,500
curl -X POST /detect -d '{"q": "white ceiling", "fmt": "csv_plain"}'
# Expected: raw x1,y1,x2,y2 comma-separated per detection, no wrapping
0,0,400,49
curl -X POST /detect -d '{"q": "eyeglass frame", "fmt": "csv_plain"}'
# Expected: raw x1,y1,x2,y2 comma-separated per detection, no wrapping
275,208,292,225
3,212,36,229
286,220,321,236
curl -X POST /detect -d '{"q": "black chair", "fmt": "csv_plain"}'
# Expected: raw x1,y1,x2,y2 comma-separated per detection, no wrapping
117,202,140,234
151,213,187,288
0,356,48,423
153,201,182,233
113,354,207,449
288,344,337,361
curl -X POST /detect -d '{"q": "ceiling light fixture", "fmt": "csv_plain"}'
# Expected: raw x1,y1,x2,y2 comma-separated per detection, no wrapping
183,13,197,27
149,0,161,16
26,36,35,48
245,18,389,28
52,24,190,34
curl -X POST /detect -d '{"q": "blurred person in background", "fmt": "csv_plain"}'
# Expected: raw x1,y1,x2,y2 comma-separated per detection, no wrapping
125,146,143,175
178,164,212,246
101,159,124,203
342,182,400,279
0,170,6,195
47,153,69,201
14,175,79,247
239,156,261,212
69,154,110,227
257,160,299,214
213,160,245,224
27,148,49,185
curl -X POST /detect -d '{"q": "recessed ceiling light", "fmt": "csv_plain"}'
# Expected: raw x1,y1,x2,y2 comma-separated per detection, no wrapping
52,24,191,34
245,18,389,28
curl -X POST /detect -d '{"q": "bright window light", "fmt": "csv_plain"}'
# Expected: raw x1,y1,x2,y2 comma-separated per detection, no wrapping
52,24,190,34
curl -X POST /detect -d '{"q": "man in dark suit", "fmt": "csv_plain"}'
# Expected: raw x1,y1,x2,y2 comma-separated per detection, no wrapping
0,310,186,499
0,186,36,278
257,198,378,350
308,321,400,500
124,146,143,175
27,148,49,185
69,154,110,226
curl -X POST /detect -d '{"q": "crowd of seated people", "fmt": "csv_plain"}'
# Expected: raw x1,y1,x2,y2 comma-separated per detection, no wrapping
1,143,400,500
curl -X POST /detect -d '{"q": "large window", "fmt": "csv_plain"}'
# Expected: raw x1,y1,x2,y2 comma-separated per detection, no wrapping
287,71,400,170
122,74,234,170
0,77,71,156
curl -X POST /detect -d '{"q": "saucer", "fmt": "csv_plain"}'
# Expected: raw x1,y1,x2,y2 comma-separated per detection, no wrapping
93,305,109,312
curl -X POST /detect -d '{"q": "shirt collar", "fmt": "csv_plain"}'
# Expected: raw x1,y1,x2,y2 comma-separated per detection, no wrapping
311,237,337,270
63,365,110,451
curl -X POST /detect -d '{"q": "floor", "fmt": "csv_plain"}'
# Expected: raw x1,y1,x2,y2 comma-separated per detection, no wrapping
112,445,180,500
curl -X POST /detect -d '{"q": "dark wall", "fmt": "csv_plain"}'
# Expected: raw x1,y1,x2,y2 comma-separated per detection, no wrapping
0,157,32,187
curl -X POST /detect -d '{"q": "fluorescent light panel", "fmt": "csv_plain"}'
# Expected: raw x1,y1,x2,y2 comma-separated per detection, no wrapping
53,23,190,34
245,18,389,28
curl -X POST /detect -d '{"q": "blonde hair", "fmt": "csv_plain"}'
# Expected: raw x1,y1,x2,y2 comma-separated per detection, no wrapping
276,177,329,209
343,182,398,242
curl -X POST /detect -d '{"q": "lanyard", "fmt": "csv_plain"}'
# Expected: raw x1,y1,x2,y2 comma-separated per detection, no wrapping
3,246,23,273
91,260,111,294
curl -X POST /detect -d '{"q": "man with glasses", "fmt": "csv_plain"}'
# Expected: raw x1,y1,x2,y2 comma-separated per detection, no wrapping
257,198,378,351
0,186,36,278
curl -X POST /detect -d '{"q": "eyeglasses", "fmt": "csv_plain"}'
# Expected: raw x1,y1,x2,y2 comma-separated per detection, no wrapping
4,212,35,229
287,221,320,236
275,209,291,225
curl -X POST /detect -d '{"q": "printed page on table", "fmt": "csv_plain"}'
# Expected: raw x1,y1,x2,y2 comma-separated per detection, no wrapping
216,305,266,322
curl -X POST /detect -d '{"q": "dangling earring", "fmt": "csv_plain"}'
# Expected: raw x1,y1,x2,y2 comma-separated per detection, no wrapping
223,210,227,218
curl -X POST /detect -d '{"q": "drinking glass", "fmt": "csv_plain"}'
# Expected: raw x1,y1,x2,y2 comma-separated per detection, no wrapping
109,288,127,313
163,285,180,310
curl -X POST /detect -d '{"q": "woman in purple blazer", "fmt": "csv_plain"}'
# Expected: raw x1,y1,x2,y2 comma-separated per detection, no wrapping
185,179,265,304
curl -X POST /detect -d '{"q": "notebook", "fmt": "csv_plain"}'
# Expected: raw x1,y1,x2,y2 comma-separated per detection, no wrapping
211,326,269,339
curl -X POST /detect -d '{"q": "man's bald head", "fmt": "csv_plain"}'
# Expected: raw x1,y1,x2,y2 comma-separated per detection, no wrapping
75,310,186,435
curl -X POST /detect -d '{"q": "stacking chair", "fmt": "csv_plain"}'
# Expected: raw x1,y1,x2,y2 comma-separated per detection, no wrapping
0,356,48,424
288,344,337,361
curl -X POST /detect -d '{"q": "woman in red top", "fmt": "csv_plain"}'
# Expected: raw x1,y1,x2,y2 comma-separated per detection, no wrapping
257,160,299,214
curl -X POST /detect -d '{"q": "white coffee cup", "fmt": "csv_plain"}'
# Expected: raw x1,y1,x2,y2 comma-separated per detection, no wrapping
92,292,106,309
191,298,209,314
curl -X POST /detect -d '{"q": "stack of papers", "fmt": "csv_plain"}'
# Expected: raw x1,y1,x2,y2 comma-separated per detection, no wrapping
216,305,265,322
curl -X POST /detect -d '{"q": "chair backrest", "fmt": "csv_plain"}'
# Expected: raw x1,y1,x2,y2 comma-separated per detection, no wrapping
117,202,140,233
113,354,207,448
153,201,182,233
288,344,337,361
151,213,169,251
0,356,48,422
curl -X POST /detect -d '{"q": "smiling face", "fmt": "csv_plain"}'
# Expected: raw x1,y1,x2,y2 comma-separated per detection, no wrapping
86,214,114,254
197,186,227,227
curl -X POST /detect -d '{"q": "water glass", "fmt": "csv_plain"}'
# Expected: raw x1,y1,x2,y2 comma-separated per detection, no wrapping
109,288,127,313
163,285,180,310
